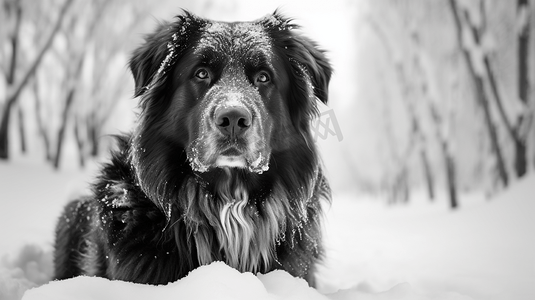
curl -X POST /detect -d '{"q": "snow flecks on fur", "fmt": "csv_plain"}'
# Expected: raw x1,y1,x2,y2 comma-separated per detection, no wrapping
156,33,179,76
142,32,180,94
194,20,274,66
105,184,132,209
187,145,210,173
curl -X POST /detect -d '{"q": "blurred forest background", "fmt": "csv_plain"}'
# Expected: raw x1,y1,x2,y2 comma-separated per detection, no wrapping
1,0,534,209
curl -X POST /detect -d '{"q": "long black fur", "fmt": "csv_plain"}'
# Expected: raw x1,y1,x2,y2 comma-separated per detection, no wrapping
54,10,332,286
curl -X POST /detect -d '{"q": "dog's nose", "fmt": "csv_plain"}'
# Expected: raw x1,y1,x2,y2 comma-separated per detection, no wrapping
215,107,252,138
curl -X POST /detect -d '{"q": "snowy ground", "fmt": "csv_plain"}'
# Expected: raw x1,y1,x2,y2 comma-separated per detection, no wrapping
0,159,534,300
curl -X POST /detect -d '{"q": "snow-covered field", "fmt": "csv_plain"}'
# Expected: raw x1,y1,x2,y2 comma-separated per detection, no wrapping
0,159,533,300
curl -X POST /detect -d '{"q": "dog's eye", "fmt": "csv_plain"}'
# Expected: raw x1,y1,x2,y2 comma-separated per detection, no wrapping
195,69,209,80
255,72,270,84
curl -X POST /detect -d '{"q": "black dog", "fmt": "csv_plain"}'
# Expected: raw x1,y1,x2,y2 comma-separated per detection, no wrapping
54,10,332,287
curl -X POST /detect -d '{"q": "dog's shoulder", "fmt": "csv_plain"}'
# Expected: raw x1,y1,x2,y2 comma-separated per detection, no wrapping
91,135,166,234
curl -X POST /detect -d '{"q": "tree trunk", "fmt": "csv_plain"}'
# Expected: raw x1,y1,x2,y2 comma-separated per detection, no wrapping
516,0,530,176
88,120,100,157
514,135,527,177
444,147,458,209
53,88,75,169
74,115,86,168
420,148,435,201
6,1,22,87
518,0,530,105
448,0,509,188
0,101,15,159
17,104,26,153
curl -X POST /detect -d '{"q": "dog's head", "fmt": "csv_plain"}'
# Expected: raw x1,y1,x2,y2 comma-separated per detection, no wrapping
129,11,330,177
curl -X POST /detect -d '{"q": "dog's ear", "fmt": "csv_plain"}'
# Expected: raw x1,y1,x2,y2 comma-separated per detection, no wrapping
129,22,173,97
261,12,332,105
129,11,206,97
286,34,332,104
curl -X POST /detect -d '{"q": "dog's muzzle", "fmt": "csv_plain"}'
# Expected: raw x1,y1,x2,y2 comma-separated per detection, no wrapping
187,79,271,174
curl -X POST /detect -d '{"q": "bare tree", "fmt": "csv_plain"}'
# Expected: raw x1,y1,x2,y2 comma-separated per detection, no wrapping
73,114,85,167
0,0,74,159
448,0,533,181
80,3,149,159
52,0,108,169
448,0,509,188
468,0,532,178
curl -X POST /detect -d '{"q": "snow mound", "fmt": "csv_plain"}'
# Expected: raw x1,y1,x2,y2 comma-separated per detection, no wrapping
20,262,470,300
0,245,53,300
21,262,318,300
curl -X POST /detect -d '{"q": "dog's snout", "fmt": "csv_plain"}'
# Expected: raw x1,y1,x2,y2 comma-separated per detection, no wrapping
215,107,252,138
